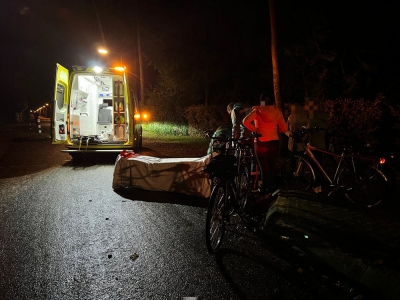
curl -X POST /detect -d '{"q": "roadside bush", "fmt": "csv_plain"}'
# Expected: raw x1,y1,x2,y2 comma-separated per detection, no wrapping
141,105,230,137
320,95,400,152
186,105,231,137
141,122,189,135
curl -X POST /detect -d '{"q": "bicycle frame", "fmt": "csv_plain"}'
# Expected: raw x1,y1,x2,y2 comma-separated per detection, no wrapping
303,143,344,185
204,136,256,253
283,127,389,208
236,143,262,189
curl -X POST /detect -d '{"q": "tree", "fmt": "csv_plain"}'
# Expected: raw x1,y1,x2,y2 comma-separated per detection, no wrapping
140,1,274,123
277,2,336,102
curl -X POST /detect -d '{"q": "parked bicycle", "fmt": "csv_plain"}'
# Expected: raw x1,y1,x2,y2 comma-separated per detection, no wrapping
280,127,389,208
203,132,262,253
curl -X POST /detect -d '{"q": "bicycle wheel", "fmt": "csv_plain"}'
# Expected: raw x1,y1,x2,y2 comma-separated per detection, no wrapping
236,162,250,212
338,164,388,208
281,155,315,190
205,182,227,253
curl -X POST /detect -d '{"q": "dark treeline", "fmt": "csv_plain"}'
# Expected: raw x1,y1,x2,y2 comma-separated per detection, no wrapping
1,0,399,123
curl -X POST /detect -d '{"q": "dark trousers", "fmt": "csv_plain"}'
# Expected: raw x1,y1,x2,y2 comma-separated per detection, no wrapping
254,140,280,193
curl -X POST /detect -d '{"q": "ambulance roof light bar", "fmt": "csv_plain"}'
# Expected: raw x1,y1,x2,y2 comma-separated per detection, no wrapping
71,65,109,72
71,65,124,73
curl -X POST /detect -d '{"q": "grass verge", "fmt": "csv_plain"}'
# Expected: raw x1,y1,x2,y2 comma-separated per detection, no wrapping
143,129,209,146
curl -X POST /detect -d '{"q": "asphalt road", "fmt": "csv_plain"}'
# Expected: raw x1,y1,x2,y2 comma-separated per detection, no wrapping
0,123,360,299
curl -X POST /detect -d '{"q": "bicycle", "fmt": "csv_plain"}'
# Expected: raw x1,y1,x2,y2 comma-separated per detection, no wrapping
203,132,262,253
280,127,389,208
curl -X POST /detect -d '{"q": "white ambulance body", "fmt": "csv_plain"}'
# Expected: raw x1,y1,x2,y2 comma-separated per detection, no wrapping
52,64,142,159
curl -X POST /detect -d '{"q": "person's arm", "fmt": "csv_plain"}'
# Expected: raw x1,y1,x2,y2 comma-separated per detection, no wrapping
242,109,258,132
231,108,240,139
277,112,288,133
287,117,293,132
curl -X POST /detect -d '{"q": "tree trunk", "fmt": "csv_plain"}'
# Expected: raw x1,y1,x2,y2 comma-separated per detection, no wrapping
269,0,282,111
137,17,145,105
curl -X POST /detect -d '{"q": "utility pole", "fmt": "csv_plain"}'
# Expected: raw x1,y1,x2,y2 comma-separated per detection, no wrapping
136,2,144,105
137,21,144,105
269,0,282,111
92,0,106,46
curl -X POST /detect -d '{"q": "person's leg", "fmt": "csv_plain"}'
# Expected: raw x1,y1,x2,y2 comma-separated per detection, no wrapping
264,140,279,193
255,141,272,194
254,142,266,193
254,140,279,195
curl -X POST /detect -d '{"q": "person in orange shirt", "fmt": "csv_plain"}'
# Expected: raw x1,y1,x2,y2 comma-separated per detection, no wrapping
243,92,288,197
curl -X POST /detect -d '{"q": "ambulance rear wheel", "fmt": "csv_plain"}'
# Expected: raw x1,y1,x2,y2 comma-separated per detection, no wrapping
70,153,83,164
134,130,141,151
138,127,143,148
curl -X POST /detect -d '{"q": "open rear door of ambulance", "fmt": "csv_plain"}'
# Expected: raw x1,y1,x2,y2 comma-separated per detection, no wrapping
52,63,69,144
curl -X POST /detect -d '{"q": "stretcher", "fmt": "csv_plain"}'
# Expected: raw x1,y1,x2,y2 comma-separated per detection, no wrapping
112,152,212,198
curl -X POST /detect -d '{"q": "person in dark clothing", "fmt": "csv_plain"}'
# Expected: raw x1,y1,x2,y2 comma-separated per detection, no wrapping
33,112,39,125
206,125,232,155
227,102,252,140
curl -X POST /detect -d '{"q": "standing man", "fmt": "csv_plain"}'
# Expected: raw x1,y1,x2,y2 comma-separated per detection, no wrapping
242,93,288,197
227,102,251,140
33,111,39,125
206,101,250,155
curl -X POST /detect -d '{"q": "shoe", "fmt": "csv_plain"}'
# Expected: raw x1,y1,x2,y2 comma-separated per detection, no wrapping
312,186,322,193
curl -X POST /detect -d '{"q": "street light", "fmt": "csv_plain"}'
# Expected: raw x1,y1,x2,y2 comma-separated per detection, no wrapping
98,48,123,65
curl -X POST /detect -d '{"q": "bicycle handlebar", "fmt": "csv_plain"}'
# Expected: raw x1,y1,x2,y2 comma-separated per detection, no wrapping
205,131,261,142
292,126,327,138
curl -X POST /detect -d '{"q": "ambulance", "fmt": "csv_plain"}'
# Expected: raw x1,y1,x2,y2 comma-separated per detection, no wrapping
52,63,143,159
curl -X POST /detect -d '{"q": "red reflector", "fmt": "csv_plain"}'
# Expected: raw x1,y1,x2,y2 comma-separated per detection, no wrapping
379,158,386,164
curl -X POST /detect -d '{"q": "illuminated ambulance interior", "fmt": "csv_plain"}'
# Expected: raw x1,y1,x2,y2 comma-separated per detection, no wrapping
69,74,128,143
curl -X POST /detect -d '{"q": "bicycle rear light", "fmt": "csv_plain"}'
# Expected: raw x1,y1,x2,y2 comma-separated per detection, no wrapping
379,158,386,165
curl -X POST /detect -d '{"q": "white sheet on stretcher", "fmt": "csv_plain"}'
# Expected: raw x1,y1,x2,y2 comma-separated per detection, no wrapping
112,154,212,198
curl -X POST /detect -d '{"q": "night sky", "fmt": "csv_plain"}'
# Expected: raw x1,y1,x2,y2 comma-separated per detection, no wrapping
0,0,398,112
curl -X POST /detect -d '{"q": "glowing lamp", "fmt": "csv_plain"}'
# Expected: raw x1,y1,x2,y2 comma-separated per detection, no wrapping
93,66,103,73
114,66,126,72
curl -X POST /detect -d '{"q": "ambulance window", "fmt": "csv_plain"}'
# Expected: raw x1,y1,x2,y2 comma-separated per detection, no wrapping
56,83,65,110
